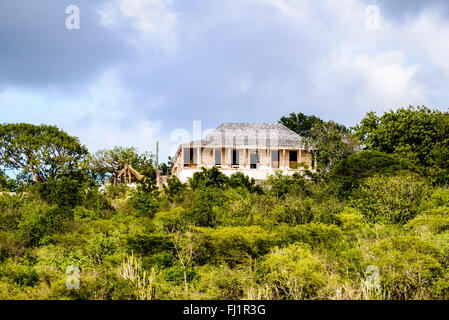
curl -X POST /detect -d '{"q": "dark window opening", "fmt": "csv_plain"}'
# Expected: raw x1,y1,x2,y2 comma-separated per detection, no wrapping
215,149,222,166
271,150,280,168
183,148,197,167
289,151,298,168
232,149,239,166
250,151,258,169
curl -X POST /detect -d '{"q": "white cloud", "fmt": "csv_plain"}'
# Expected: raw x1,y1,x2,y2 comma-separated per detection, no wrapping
98,0,178,55
0,69,169,158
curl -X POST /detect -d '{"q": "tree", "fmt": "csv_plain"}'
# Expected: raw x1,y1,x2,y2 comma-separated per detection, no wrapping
134,151,157,180
308,121,359,170
352,173,427,224
163,175,187,202
189,167,229,190
279,112,324,138
328,151,414,196
170,228,201,298
228,172,264,194
90,146,139,186
0,123,88,182
354,106,448,169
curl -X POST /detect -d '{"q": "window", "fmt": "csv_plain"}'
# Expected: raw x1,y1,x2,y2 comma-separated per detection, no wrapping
215,149,222,166
250,151,258,169
271,150,280,168
183,148,197,167
289,151,298,168
232,149,239,166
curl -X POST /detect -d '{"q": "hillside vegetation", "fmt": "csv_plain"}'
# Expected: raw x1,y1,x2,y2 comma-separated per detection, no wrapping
0,106,448,300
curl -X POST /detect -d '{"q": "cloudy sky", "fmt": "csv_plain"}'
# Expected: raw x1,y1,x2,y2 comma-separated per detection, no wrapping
1,0,448,160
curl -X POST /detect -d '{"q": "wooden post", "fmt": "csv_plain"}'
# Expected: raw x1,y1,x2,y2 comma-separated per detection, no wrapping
282,149,286,169
156,141,160,186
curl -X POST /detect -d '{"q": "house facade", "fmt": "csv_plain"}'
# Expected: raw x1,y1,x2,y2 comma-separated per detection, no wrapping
172,123,314,183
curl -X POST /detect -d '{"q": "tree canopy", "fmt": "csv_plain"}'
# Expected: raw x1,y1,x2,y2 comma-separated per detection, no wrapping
0,123,88,182
279,112,324,138
90,146,140,186
354,106,449,184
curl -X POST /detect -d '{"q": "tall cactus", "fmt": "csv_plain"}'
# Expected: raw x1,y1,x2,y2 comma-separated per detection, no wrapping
120,252,156,300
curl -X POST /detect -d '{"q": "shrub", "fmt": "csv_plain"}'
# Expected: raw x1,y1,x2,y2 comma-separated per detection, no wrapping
32,175,85,209
197,226,274,265
329,151,414,196
196,265,246,299
366,236,444,299
260,244,332,299
352,173,427,224
185,186,227,227
128,190,159,218
0,194,25,231
163,176,186,202
189,167,229,190
228,172,263,194
266,171,308,199
104,185,129,199
18,203,72,247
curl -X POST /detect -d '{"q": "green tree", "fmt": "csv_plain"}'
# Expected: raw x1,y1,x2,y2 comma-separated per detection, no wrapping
0,123,88,182
228,172,263,194
352,173,427,224
308,121,359,170
163,175,186,202
329,151,414,196
279,112,324,138
90,146,139,186
354,106,448,169
189,167,229,190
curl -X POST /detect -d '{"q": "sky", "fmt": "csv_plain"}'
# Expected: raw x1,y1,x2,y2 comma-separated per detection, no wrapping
0,0,449,161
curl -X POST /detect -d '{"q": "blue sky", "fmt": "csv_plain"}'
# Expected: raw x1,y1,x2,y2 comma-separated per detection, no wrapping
1,0,449,161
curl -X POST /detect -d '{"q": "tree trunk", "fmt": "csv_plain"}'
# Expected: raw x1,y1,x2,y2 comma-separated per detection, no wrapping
184,269,188,299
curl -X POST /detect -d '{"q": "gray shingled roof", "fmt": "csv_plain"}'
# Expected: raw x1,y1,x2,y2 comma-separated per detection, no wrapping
179,123,308,150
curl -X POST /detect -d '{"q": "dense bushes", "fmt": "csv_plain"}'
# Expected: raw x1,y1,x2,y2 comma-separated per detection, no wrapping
352,173,427,224
0,163,449,300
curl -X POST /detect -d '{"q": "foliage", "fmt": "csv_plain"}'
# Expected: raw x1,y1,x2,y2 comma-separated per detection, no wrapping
308,121,360,170
228,172,263,194
0,123,88,182
352,173,427,224
260,244,332,299
163,175,186,202
90,146,140,186
2,110,449,300
329,151,414,196
279,112,324,138
266,171,308,199
189,167,229,190
354,106,449,183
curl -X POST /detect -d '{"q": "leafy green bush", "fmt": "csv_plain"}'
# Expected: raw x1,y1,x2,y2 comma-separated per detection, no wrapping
189,167,229,190
352,173,427,224
163,175,187,202
128,190,159,218
329,151,414,196
32,175,86,209
228,172,263,194
18,203,72,247
260,244,332,300
197,226,274,265
366,236,444,299
266,171,308,199
0,194,25,231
